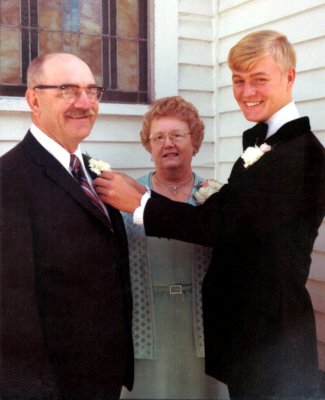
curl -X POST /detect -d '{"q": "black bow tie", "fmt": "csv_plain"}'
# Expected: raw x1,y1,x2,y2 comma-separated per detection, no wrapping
242,122,268,149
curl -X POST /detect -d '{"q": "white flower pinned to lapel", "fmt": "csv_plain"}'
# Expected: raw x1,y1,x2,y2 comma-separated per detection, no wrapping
241,143,272,168
89,158,111,175
194,179,223,204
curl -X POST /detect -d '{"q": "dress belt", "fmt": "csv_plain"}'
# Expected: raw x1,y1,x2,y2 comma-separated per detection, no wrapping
152,284,192,295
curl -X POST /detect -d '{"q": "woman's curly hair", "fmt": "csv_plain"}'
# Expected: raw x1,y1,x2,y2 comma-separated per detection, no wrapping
140,96,205,154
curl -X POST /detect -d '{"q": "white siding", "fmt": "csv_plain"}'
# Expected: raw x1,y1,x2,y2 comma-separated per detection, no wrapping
178,0,218,179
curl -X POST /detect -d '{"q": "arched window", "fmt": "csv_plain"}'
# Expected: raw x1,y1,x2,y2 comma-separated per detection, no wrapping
0,0,148,103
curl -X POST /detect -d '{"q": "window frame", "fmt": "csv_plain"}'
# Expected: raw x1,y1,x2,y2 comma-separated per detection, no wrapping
0,0,179,114
0,0,149,104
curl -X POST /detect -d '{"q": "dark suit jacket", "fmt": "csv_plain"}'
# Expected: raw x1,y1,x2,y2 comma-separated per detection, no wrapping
0,131,134,398
144,117,325,396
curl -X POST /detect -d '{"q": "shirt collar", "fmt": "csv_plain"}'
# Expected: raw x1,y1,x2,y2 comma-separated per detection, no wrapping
30,123,85,173
266,101,300,138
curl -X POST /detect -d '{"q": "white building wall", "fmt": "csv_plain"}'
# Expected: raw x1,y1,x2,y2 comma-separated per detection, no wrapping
178,0,218,179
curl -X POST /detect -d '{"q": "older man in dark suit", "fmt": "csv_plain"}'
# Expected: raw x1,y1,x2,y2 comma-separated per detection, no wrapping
0,53,134,399
95,31,325,399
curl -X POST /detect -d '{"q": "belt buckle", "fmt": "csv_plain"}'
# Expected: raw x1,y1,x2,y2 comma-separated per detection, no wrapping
169,284,182,295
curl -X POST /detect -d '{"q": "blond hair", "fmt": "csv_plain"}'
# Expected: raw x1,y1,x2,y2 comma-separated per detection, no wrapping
228,30,296,72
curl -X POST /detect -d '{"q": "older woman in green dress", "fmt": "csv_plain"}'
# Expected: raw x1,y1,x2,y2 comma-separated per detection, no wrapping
121,96,228,399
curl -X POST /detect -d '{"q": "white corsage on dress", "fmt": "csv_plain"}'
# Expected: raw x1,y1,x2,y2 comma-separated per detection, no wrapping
194,179,223,204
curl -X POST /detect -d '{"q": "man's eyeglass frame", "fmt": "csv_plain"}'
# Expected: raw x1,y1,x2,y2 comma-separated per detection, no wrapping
33,84,106,103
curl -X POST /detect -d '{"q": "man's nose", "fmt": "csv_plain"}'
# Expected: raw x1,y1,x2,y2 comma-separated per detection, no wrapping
243,83,256,97
74,89,93,108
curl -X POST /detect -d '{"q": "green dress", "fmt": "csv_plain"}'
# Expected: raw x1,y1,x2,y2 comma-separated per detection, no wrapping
121,173,229,399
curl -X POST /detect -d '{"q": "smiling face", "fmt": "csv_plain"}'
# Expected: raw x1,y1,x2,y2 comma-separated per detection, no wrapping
149,117,195,175
26,54,98,153
231,55,295,122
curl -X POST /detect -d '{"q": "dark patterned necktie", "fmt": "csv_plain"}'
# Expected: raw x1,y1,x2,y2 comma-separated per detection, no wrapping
69,154,108,216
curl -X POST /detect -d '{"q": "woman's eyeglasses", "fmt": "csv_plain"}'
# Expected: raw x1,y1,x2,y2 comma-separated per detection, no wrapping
149,130,191,144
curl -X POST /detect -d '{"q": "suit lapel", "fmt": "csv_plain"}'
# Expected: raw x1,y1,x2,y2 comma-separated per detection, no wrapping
82,155,128,242
22,131,113,232
232,117,311,179
265,116,310,147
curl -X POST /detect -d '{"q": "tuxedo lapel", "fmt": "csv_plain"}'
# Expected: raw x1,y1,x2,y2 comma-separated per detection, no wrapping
230,117,311,183
22,132,113,232
229,124,268,181
243,118,310,149
265,117,310,147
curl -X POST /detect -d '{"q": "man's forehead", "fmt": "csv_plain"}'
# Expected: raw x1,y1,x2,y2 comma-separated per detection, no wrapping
42,55,95,83
232,69,270,78
44,54,82,69
231,54,280,76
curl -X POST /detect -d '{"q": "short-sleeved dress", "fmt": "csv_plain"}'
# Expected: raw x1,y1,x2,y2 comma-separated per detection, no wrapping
121,172,229,399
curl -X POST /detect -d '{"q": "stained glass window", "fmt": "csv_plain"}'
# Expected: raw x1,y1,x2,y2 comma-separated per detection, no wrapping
0,0,148,103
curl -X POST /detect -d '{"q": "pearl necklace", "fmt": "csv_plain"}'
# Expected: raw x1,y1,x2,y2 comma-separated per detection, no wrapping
154,174,193,196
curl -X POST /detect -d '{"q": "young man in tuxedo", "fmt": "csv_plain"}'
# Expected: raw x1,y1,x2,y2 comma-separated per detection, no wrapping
1,53,134,399
95,30,325,398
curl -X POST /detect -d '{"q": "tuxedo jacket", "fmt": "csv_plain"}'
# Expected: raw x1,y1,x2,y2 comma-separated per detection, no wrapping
0,132,134,398
144,117,325,395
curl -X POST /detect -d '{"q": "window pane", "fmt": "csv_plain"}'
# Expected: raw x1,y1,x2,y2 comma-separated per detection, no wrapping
80,0,101,34
0,26,20,83
39,31,63,54
39,0,62,30
118,0,138,37
63,31,79,53
80,34,102,84
0,0,20,25
63,0,79,32
117,38,138,91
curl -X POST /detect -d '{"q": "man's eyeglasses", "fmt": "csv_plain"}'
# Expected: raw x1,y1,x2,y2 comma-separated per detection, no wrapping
33,84,106,103
149,130,191,144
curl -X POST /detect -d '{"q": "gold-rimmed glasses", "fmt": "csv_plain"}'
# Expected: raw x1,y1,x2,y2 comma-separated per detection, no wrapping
149,130,191,144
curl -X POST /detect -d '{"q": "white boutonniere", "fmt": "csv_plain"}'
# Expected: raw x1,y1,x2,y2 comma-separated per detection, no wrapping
88,158,111,175
194,179,223,204
241,143,272,168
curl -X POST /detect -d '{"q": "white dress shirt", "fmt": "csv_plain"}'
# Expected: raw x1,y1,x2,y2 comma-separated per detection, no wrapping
30,124,89,177
266,101,300,139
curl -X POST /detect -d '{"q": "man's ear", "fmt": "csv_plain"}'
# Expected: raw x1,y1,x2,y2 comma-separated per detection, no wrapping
287,67,296,89
25,88,41,114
